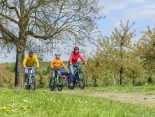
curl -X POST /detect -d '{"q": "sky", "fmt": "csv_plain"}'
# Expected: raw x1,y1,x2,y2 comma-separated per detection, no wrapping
1,0,155,63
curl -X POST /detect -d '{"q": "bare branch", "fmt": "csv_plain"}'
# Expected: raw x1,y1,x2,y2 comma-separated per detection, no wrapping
0,13,19,24
0,23,18,41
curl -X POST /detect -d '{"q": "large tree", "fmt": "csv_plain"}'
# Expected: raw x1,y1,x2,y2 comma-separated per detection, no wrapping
84,21,136,86
137,27,155,75
0,0,103,87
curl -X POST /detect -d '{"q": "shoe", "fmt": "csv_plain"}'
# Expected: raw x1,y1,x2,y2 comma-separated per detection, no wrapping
70,82,73,87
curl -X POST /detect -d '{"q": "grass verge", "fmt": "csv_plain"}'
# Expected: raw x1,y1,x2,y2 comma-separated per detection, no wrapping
0,88,155,117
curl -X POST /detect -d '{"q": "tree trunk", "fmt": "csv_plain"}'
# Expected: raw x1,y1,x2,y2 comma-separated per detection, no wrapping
120,67,123,86
94,78,97,87
112,73,116,86
14,46,25,87
132,70,135,86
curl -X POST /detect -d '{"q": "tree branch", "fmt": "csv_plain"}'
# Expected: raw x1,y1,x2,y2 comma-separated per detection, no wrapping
0,13,19,24
1,0,20,18
0,23,18,41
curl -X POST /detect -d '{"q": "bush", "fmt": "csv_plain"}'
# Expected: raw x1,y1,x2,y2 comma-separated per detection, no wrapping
37,72,45,88
42,70,48,75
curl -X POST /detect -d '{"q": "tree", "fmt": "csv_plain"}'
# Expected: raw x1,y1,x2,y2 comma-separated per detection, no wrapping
84,20,136,86
0,0,103,87
109,20,136,85
137,27,155,75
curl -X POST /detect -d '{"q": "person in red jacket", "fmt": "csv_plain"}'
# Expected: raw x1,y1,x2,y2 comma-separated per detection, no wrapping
68,46,87,86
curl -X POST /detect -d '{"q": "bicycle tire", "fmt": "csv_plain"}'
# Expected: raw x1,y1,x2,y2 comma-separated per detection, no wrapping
31,77,36,91
25,69,31,90
78,71,85,89
57,75,63,91
50,78,55,91
26,85,31,90
68,75,74,89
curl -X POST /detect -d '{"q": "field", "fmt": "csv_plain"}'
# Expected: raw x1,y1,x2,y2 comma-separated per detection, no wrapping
0,87,155,117
1,62,155,117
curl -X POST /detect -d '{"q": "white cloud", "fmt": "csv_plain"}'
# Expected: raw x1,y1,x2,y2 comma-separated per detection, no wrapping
123,5,155,22
99,0,155,15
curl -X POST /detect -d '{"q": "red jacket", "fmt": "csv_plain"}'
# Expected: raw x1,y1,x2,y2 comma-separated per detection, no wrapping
69,52,86,64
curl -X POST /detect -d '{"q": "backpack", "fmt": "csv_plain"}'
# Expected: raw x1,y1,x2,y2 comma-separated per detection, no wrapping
60,68,68,75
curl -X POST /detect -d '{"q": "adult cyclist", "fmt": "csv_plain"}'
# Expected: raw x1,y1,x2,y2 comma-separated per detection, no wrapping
68,46,87,86
23,50,39,84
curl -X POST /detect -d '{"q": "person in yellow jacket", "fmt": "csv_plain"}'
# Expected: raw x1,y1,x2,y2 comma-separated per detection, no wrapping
23,50,39,83
50,52,67,85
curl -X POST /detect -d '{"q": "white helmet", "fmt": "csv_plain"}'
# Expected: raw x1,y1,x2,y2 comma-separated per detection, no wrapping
55,52,61,56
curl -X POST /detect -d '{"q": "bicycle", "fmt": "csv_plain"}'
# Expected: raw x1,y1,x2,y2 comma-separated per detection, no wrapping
68,63,85,89
50,67,63,91
24,67,36,91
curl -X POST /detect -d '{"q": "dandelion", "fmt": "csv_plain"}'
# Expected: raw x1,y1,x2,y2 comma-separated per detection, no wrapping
22,106,29,111
23,108,28,111
24,100,28,103
12,108,18,112
6,109,10,112
3,106,7,110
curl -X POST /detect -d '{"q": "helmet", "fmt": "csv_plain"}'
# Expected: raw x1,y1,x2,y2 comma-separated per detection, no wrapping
74,46,79,50
55,52,61,56
29,50,33,53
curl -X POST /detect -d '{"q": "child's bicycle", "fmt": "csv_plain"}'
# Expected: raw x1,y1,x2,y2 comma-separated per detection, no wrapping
24,67,36,91
50,67,63,91
68,63,85,89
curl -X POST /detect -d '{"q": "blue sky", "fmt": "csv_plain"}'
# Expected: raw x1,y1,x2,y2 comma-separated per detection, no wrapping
1,0,155,63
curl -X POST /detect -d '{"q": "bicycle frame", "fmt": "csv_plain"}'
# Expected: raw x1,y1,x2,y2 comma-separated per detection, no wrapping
27,67,36,85
55,70,61,84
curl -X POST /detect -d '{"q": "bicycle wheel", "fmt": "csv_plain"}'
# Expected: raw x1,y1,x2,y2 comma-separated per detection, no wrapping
50,78,55,91
68,75,74,89
31,77,36,91
25,78,30,90
26,69,31,90
78,71,85,89
26,85,31,90
57,75,63,91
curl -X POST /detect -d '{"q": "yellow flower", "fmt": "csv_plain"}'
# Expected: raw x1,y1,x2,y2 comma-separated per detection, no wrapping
0,107,2,110
23,108,28,111
2,106,7,110
6,109,10,112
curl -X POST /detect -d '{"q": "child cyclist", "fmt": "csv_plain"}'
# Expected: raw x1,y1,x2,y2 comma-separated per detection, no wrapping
68,46,87,86
50,52,67,85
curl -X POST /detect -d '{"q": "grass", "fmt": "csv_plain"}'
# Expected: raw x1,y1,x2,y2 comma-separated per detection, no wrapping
0,88,155,117
85,85,155,95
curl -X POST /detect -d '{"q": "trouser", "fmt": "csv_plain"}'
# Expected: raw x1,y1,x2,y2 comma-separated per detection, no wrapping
24,66,35,82
68,64,81,82
50,70,61,84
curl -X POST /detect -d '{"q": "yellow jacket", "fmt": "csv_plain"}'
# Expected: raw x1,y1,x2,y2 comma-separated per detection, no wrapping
50,58,66,69
23,54,39,67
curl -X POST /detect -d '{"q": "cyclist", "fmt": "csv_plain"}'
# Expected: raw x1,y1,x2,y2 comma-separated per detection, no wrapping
50,52,67,85
23,50,39,84
68,46,87,86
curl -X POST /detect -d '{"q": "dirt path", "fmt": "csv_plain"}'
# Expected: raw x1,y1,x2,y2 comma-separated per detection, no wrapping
60,90,155,107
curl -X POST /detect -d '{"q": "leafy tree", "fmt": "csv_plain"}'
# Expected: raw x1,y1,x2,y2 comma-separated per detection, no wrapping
137,27,155,75
0,0,103,87
84,20,136,86
108,20,136,85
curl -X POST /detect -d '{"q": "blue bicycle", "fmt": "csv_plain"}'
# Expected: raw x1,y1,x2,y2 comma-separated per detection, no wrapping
68,63,85,89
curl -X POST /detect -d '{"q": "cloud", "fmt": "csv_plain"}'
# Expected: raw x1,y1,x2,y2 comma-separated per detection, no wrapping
123,5,155,22
99,0,155,15
99,0,127,14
